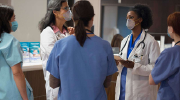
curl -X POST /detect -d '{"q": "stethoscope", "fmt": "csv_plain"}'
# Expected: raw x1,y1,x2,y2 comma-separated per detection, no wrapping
120,31,147,58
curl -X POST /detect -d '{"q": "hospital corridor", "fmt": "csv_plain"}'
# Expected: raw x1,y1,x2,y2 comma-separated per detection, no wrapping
0,0,180,100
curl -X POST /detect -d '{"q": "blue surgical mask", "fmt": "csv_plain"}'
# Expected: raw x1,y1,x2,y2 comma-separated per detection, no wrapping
167,28,171,38
63,10,72,21
11,21,18,32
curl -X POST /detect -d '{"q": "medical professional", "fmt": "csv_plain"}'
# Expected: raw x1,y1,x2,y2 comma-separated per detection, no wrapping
39,0,74,99
149,12,180,100
111,34,124,48
115,4,160,100
46,1,118,100
0,4,33,100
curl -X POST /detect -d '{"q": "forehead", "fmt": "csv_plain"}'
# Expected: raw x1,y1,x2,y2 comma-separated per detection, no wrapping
61,2,68,7
127,11,138,17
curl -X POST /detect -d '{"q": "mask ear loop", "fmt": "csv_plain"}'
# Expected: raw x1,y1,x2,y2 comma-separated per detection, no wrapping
134,18,140,27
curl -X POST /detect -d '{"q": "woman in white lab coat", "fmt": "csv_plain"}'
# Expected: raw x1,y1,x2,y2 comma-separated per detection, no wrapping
39,0,73,100
115,4,160,100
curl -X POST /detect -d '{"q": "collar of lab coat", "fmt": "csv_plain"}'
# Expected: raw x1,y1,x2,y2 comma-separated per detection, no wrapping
122,29,146,60
128,29,146,60
51,25,68,34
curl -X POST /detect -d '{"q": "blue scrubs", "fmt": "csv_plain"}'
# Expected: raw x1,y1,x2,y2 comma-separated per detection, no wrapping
46,35,118,100
151,45,180,100
119,32,142,100
0,33,33,100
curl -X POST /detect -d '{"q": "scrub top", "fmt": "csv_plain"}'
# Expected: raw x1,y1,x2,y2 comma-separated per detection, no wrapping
151,45,180,100
120,32,142,100
0,33,33,100
46,35,118,100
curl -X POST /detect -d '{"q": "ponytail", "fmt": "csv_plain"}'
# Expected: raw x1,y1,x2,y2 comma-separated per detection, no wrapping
72,1,95,47
75,20,87,47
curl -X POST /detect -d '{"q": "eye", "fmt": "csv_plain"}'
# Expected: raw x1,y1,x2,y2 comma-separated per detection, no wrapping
129,16,134,19
62,6,70,11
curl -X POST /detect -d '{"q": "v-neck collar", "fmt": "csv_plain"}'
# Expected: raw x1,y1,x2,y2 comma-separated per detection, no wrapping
130,30,142,46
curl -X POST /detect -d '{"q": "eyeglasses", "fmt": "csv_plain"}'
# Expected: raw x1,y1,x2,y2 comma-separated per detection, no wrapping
61,6,70,11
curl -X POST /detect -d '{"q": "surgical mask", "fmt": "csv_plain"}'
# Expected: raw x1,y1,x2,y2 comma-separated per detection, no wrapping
167,30,171,38
11,21,18,32
63,10,72,21
167,27,173,38
126,19,140,30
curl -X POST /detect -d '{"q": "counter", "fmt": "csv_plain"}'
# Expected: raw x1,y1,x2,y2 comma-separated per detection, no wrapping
23,62,43,72
23,62,46,100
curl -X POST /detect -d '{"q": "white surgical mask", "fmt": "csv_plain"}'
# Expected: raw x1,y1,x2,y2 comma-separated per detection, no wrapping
63,10,72,21
126,19,140,30
126,19,135,30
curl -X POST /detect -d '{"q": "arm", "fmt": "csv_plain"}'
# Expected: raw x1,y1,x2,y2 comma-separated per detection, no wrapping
149,73,156,85
11,63,28,100
132,40,160,76
104,75,112,88
40,29,56,56
46,44,60,86
50,74,60,89
150,50,176,85
105,43,118,88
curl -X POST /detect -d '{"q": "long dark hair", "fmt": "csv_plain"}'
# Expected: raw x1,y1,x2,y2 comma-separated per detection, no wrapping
0,4,14,38
39,0,67,32
72,1,95,47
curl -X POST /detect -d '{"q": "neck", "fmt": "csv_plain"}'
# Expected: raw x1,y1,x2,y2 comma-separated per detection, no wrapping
55,18,66,32
85,26,92,33
132,25,142,39
84,26,95,37
174,34,180,45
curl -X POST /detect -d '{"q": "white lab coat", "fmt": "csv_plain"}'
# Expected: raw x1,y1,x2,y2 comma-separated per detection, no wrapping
40,26,70,100
115,30,160,100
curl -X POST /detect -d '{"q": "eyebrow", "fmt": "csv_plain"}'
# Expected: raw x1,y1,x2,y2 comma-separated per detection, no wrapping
62,6,69,8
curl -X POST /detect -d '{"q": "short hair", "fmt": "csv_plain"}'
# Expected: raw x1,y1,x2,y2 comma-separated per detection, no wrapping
167,12,180,36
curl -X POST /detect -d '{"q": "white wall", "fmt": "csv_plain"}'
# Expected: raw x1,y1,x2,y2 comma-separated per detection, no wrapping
0,0,11,5
103,6,118,43
75,0,101,36
11,0,47,42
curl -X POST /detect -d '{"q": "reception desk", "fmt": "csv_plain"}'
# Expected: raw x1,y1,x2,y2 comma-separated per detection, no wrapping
23,63,46,100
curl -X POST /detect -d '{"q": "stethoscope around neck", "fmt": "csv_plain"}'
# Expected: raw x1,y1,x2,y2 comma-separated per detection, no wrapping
120,31,147,56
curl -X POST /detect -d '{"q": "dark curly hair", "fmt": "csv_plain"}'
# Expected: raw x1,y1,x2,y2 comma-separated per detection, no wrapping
130,4,153,29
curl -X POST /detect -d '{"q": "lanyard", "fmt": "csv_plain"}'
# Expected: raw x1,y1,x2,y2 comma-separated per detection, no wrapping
85,29,94,34
175,41,180,45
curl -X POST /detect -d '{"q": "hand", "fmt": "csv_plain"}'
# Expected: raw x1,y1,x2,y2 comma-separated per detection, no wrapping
67,27,75,35
115,60,120,66
119,60,134,69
